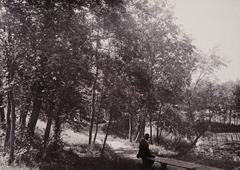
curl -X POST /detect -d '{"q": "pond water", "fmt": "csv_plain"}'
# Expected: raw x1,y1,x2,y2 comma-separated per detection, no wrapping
196,133,240,161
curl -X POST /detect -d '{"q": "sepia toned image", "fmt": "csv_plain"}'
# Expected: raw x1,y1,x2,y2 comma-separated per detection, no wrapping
0,0,240,170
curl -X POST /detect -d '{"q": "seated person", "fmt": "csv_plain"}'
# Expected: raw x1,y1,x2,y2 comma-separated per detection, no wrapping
137,133,155,168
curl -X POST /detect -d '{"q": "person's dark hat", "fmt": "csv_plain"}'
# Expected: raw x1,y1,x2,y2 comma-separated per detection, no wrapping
144,133,150,139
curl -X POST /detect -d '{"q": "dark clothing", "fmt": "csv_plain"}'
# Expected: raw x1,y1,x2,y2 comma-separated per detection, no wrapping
137,138,151,158
137,138,155,168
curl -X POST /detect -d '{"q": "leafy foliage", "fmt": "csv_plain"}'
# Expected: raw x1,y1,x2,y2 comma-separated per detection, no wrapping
0,0,235,166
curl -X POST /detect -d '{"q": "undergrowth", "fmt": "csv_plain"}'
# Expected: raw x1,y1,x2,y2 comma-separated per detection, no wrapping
1,137,141,170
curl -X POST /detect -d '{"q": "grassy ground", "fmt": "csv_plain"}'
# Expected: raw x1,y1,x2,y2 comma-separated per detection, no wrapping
39,146,142,170
0,150,39,170
1,142,143,170
1,123,142,170
1,123,240,170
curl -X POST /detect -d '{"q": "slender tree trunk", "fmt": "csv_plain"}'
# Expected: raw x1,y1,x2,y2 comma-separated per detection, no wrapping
93,115,99,144
0,80,4,124
27,90,42,139
159,128,163,139
140,112,146,138
89,67,99,145
135,114,145,142
177,133,203,156
9,89,15,164
156,113,161,145
170,133,174,141
142,117,146,137
149,116,153,144
101,113,112,155
3,16,16,164
79,110,82,122
128,114,133,142
0,107,5,123
19,110,26,128
6,60,16,163
4,92,11,151
89,23,100,145
0,93,5,124
42,102,54,159
54,114,61,145
134,125,141,142
53,97,62,145
229,109,232,124
156,126,159,145
19,98,30,128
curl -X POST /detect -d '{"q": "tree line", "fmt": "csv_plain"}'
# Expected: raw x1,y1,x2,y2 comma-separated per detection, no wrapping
0,0,239,164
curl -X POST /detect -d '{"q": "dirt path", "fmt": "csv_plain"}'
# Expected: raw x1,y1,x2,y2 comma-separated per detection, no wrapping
35,121,223,170
61,129,222,169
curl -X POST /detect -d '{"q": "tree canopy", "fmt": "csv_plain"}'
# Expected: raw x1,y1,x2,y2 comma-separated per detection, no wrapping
0,0,237,165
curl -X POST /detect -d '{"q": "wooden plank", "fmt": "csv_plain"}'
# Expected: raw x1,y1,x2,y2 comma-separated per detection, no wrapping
148,157,198,169
156,157,197,168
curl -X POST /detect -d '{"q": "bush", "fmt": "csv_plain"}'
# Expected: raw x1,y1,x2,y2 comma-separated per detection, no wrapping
102,119,129,138
153,135,191,153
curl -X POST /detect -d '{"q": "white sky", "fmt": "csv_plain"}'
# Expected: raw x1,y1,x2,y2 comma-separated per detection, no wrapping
172,0,240,82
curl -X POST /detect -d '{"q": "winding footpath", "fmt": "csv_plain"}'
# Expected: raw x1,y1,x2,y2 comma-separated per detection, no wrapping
58,123,223,170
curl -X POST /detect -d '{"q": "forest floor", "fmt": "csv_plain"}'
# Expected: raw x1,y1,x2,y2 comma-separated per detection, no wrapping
1,121,240,170
42,121,240,170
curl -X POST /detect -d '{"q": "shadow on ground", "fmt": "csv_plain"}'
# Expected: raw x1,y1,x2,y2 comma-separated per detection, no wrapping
114,147,138,155
39,147,143,170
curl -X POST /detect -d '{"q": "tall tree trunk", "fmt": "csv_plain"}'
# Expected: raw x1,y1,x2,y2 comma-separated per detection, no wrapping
93,115,99,144
53,93,63,146
42,101,54,159
157,105,163,145
140,112,146,138
0,107,5,124
54,98,62,145
54,113,61,145
101,113,112,155
4,92,11,151
88,67,99,145
128,114,133,142
212,112,215,122
0,93,5,124
27,85,42,139
134,124,141,142
6,59,16,163
19,98,30,128
149,115,153,144
229,109,232,124
156,113,161,145
9,89,16,164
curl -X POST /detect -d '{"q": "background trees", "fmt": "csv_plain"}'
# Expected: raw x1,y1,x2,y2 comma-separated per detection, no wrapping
0,0,238,165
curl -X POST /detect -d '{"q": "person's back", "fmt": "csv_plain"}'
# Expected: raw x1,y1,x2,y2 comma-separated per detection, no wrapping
138,138,151,158
137,134,155,168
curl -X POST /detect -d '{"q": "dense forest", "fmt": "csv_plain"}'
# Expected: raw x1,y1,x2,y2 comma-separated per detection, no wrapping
0,0,240,167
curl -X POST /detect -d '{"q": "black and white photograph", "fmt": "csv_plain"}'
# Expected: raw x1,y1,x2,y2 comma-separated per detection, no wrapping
0,0,240,169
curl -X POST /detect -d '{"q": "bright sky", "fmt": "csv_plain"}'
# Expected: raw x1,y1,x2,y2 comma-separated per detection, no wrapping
172,0,240,82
